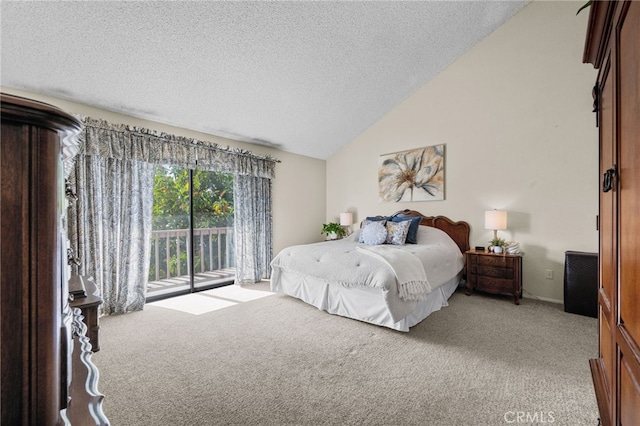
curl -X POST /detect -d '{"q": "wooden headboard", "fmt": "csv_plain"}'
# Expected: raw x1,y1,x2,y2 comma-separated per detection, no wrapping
387,209,470,255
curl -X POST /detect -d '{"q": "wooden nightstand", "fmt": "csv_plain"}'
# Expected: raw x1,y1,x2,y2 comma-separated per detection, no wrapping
69,275,103,352
465,250,522,305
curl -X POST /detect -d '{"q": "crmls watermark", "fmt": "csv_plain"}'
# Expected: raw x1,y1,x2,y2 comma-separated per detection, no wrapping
504,411,555,424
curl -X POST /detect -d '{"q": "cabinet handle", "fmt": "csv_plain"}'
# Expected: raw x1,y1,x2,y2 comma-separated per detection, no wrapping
602,166,616,193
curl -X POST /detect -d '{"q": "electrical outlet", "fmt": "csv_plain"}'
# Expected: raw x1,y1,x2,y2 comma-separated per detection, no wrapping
545,269,554,280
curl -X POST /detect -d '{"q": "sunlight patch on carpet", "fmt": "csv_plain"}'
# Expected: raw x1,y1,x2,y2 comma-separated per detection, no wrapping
201,285,274,302
147,286,274,315
148,293,237,315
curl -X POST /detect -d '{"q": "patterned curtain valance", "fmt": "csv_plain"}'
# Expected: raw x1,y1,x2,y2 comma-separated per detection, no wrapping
77,116,279,179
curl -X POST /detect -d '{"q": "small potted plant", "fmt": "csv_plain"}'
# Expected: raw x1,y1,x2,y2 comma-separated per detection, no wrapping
322,222,346,240
489,237,506,254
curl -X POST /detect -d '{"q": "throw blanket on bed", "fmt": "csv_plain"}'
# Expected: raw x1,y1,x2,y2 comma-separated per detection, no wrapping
356,246,431,301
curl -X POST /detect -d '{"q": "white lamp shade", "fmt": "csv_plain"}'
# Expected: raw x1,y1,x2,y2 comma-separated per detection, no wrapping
340,212,353,226
485,210,507,230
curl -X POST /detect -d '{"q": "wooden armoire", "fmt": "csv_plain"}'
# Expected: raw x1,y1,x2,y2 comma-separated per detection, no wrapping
1,93,108,425
583,1,640,425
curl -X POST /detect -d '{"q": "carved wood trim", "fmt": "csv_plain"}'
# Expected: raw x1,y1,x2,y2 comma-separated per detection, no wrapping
583,0,616,67
62,309,108,425
1,93,82,177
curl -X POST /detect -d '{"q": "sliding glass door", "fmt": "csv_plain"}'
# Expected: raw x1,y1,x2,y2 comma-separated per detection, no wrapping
146,166,234,301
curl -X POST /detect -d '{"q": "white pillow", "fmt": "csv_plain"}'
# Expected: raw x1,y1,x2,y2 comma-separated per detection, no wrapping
361,222,387,245
358,219,386,243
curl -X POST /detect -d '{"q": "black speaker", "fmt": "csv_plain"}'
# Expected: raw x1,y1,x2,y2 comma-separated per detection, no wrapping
563,251,598,318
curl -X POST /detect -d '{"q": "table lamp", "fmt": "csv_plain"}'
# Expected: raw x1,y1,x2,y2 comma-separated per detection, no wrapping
340,212,353,235
485,210,507,240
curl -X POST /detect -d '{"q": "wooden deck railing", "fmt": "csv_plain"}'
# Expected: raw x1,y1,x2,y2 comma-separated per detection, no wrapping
150,226,234,281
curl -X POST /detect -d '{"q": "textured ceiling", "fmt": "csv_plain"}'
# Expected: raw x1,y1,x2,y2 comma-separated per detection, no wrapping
1,1,528,159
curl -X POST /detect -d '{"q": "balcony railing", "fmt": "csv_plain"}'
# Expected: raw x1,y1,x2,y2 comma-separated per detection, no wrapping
149,226,234,283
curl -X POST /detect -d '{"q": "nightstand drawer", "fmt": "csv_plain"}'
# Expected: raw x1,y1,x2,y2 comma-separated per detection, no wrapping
476,255,514,268
476,276,514,293
477,266,513,279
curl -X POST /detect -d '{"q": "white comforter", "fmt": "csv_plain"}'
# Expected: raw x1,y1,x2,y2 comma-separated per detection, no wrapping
270,225,464,299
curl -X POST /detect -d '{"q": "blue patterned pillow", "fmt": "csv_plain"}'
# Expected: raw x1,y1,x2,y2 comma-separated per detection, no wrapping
365,216,390,222
361,222,387,245
391,215,422,244
385,220,410,245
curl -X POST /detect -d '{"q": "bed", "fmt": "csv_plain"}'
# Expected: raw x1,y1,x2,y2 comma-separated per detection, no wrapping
270,210,470,331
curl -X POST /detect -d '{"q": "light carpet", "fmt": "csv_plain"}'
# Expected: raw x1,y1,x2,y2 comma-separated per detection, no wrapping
92,283,598,426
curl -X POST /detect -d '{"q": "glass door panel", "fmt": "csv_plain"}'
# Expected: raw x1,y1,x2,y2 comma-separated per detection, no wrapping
192,169,235,290
147,166,191,299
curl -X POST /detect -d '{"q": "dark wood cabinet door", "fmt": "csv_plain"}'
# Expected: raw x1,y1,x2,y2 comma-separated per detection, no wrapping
616,2,640,423
585,2,640,424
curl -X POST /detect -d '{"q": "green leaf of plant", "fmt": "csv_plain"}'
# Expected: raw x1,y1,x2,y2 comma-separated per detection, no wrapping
576,0,592,16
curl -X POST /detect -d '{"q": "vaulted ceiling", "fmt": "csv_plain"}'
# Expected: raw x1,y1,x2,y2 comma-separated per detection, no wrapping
1,1,528,159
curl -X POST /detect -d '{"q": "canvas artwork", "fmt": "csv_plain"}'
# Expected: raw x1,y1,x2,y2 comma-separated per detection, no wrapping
378,144,444,202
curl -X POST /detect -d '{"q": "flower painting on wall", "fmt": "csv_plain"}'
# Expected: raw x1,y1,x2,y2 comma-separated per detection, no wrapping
378,144,444,202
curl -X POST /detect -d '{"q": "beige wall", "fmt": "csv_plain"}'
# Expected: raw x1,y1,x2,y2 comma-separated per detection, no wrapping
1,87,326,254
326,1,598,302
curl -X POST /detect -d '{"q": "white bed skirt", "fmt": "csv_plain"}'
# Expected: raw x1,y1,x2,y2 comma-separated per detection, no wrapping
270,271,461,332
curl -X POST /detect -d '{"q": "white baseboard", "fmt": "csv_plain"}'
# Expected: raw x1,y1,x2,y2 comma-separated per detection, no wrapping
523,292,563,304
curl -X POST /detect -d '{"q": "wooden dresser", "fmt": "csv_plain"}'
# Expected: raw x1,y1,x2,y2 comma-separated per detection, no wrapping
1,93,108,425
583,1,640,424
